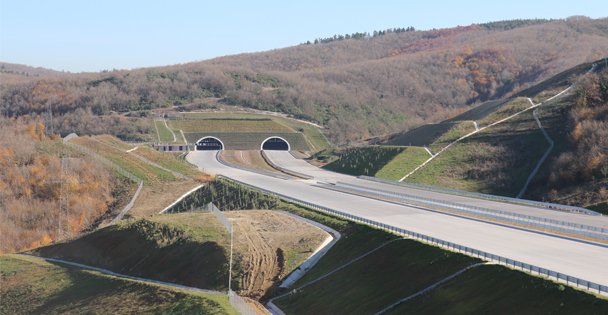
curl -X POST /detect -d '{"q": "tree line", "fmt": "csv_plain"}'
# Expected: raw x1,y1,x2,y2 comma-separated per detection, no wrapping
305,26,416,45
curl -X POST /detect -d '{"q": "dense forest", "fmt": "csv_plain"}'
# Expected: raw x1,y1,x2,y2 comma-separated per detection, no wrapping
0,118,119,253
1,17,608,143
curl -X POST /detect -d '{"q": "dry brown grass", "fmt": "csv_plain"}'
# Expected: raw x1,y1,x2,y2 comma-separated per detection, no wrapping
129,181,203,217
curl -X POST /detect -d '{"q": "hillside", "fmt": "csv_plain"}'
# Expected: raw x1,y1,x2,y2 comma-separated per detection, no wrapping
67,135,208,217
0,62,67,84
0,255,235,314
317,59,608,210
2,18,608,143
32,210,328,299
0,118,131,254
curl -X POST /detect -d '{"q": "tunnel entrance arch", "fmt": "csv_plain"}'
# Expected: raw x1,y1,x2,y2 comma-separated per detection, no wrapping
261,136,290,151
196,136,224,151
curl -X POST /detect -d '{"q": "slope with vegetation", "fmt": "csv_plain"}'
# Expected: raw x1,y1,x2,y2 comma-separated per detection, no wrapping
400,63,608,209
404,97,547,196
0,255,235,315
0,118,207,254
32,199,328,302
319,60,608,210
526,67,608,211
385,264,608,315
0,118,132,254
320,146,405,176
33,218,232,291
310,146,430,180
68,135,207,217
154,118,178,143
2,18,608,143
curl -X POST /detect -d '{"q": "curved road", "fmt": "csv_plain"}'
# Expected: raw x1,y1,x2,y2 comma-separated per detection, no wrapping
188,150,608,288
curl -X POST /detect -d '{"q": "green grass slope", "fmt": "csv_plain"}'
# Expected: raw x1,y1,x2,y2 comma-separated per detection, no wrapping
406,101,547,196
0,255,235,315
321,146,405,176
72,136,178,183
154,119,178,143
374,146,430,180
387,264,608,315
313,146,429,180
132,146,201,177
275,240,478,314
32,219,231,291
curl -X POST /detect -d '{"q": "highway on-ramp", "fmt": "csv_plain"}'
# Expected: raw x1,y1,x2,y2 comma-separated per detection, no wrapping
188,150,608,289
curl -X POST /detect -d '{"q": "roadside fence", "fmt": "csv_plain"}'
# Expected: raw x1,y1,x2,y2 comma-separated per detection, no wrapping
229,290,257,315
207,202,232,233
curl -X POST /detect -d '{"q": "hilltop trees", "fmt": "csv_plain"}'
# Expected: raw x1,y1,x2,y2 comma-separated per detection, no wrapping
308,27,416,45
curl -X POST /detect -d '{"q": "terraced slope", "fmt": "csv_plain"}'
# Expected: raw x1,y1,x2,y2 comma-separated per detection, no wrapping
169,118,294,133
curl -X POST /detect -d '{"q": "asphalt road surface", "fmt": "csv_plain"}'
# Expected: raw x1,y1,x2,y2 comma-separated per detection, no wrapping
188,150,608,287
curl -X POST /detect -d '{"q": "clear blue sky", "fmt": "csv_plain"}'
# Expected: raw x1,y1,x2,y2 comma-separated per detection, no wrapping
1,0,606,72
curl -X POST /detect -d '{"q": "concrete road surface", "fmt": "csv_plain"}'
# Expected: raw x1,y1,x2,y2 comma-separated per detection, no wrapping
264,151,608,230
188,150,608,287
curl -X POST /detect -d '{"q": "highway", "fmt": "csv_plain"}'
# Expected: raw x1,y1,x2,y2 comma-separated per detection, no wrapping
264,151,608,230
188,150,608,288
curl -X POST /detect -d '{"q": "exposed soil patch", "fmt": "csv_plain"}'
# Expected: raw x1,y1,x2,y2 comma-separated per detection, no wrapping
226,210,329,299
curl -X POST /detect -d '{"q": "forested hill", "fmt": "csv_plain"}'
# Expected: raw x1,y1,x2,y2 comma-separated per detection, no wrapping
2,17,608,142
0,62,67,78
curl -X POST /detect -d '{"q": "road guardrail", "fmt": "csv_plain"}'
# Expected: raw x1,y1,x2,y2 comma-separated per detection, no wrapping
359,176,601,216
321,182,608,241
216,175,608,296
